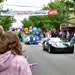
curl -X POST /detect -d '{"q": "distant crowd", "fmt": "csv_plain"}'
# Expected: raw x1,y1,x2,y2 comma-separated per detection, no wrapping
43,29,75,42
17,29,75,43
8,26,75,43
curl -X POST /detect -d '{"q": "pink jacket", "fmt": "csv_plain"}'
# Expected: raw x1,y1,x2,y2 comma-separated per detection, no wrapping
0,51,32,75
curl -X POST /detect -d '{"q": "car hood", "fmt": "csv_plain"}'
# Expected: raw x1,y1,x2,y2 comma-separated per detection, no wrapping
49,41,71,48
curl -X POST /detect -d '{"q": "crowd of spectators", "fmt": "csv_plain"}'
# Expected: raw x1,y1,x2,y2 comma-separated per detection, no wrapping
17,28,75,43
44,29,75,43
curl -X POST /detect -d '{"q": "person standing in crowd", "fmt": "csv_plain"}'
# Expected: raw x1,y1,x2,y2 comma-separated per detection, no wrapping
58,30,62,38
29,32,33,45
42,31,46,38
51,29,58,37
0,31,32,75
72,32,75,43
61,31,66,40
66,31,71,42
18,31,21,41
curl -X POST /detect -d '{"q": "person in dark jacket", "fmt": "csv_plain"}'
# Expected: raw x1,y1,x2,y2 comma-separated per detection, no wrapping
51,30,58,37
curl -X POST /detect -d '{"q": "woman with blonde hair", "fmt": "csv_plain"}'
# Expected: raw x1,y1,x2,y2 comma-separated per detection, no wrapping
0,31,32,75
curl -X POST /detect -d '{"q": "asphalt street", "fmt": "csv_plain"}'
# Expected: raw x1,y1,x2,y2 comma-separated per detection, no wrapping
22,43,75,75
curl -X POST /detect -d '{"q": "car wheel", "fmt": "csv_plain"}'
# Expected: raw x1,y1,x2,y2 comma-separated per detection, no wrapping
43,42,46,51
71,49,74,53
43,44,45,51
70,46,74,53
48,45,51,53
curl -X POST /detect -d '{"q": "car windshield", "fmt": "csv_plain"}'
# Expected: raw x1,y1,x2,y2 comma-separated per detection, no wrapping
50,38,62,42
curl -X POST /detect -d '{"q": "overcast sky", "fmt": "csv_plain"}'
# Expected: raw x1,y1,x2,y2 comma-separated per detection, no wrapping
1,0,53,27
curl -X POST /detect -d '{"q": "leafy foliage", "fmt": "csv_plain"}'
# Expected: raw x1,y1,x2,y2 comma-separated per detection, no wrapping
0,16,16,31
21,18,34,28
0,0,4,3
21,0,74,30
0,0,17,31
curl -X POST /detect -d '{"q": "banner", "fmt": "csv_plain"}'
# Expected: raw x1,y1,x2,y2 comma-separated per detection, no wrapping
1,10,58,16
48,10,58,15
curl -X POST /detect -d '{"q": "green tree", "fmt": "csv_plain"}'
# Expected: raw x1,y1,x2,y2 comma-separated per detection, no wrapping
22,0,70,30
64,0,75,24
21,18,34,28
29,16,47,29
0,16,16,31
0,0,4,3
31,0,69,30
0,0,17,31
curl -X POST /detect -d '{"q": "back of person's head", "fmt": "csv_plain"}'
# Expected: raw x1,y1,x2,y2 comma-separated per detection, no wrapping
0,25,4,38
0,31,22,55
